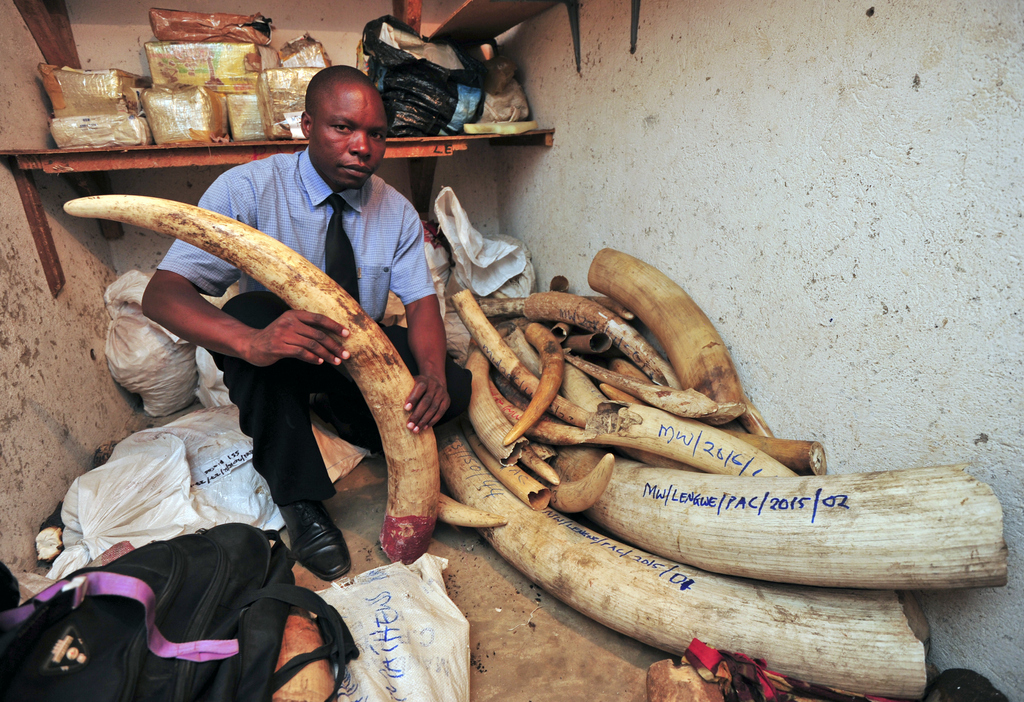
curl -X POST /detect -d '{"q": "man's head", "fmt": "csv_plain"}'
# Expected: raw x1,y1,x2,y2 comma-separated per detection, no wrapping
302,66,388,192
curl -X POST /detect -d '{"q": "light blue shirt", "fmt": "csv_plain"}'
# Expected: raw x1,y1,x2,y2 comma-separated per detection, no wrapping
158,150,435,321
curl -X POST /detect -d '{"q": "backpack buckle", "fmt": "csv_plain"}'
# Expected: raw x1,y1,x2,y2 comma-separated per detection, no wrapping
60,575,88,609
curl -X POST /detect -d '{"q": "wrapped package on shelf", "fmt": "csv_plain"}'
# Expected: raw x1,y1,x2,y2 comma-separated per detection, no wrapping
141,85,228,144
279,33,332,68
39,64,150,118
257,67,322,139
50,113,152,148
149,8,273,45
226,93,264,141
145,41,266,94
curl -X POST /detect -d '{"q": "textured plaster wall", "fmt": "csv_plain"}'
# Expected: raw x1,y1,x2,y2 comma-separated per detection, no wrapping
0,2,147,571
496,0,1022,696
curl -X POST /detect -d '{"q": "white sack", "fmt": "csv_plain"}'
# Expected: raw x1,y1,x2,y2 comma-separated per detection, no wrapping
195,347,232,408
434,187,534,298
104,270,197,416
48,406,283,580
49,432,198,579
318,554,469,702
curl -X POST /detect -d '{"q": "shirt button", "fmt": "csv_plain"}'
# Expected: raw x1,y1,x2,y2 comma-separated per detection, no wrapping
382,266,390,272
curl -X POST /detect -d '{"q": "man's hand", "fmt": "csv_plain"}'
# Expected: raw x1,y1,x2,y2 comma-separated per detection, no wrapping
404,374,450,433
243,310,351,367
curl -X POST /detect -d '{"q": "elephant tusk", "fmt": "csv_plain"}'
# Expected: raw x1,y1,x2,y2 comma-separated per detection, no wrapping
549,447,615,513
589,248,772,436
452,290,589,428
566,353,745,424
586,459,1007,590
562,332,613,354
437,493,507,528
522,292,680,389
502,323,566,445
465,346,526,464
463,418,550,510
518,444,561,485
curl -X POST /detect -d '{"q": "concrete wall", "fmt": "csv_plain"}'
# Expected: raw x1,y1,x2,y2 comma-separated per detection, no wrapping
495,0,1022,696
0,2,148,571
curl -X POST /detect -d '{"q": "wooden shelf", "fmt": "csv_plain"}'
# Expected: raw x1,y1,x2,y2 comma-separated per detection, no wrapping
2,130,554,174
430,0,558,42
0,129,554,297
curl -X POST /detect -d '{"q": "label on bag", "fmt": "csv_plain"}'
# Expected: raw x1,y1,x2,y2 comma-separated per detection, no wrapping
39,623,90,675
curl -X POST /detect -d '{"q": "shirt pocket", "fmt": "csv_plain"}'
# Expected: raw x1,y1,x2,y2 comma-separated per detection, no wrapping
359,264,392,321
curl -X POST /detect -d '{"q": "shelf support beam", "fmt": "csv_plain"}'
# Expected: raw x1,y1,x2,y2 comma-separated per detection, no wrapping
14,0,81,69
7,157,65,297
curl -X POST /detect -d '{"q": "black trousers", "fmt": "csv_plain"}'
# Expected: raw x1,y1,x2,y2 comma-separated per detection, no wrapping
212,291,471,506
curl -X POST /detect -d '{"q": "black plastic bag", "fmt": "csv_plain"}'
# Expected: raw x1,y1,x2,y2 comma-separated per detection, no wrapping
362,16,486,137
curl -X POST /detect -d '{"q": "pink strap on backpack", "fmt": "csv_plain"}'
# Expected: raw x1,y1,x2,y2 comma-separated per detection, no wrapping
0,572,239,662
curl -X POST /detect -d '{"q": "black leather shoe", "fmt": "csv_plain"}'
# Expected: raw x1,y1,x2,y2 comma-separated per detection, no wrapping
279,499,351,580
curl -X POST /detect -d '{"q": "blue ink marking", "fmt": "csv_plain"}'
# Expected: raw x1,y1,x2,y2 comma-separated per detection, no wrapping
811,487,822,524
758,492,769,515
693,430,703,457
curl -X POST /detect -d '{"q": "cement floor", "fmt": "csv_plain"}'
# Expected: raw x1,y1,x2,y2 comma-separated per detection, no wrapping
290,454,667,702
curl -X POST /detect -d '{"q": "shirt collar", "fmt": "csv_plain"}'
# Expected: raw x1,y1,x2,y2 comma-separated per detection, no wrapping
298,149,365,213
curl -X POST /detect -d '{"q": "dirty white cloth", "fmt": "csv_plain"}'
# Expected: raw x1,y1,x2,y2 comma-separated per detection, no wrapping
434,187,534,298
104,270,197,417
318,554,469,702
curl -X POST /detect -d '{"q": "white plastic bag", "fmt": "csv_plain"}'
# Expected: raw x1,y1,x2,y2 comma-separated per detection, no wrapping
195,347,232,408
434,187,534,298
48,406,284,580
49,432,199,579
318,554,469,702
104,270,197,416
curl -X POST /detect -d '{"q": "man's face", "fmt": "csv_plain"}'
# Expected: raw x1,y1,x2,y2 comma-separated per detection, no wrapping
301,82,388,192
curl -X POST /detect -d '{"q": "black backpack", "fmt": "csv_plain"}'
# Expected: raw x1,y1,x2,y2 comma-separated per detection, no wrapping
0,523,357,701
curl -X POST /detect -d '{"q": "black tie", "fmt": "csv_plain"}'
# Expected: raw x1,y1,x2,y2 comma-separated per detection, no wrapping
324,193,359,302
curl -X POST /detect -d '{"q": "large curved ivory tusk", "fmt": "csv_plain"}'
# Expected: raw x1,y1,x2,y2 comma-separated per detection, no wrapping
437,493,507,528
491,375,795,478
452,290,589,428
549,446,615,513
502,323,566,445
465,347,526,464
583,404,795,477
588,249,772,436
475,295,636,322
586,460,1007,590
521,292,681,389
464,420,550,510
435,423,927,698
63,195,437,563
502,325,607,413
565,353,745,424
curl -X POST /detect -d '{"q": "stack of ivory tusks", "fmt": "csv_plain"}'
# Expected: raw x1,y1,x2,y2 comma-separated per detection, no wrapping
436,422,928,699
588,248,774,437
60,195,499,562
